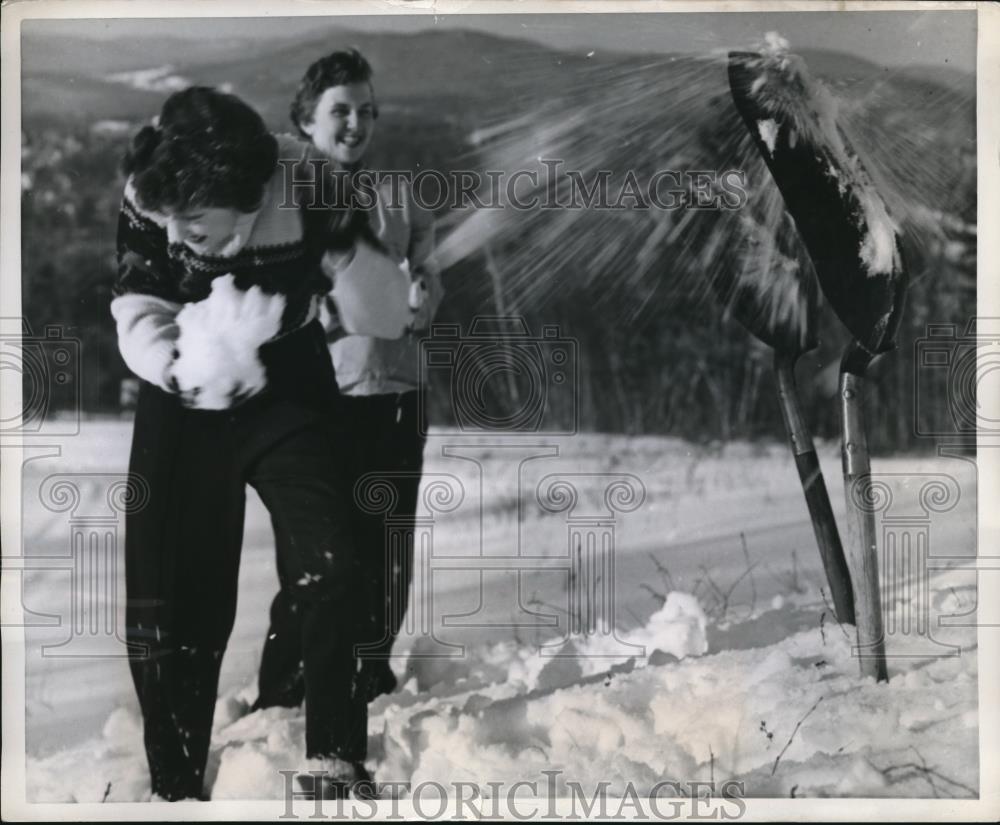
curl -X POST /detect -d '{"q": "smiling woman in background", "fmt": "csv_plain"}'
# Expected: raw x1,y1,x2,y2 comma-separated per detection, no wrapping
254,49,443,717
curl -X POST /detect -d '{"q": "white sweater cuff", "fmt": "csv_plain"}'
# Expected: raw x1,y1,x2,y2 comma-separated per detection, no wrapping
111,294,182,392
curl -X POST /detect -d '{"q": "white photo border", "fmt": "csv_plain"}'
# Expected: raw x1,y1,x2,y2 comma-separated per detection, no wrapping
1,0,996,820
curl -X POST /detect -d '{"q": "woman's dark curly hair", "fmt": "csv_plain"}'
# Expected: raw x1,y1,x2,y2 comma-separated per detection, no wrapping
123,86,278,214
289,48,377,138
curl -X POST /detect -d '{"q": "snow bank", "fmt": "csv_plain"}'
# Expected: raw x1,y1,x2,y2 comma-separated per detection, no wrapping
27,569,977,801
27,707,150,802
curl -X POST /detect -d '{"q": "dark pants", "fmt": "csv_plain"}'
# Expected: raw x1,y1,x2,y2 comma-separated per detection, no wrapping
125,322,366,801
256,390,426,710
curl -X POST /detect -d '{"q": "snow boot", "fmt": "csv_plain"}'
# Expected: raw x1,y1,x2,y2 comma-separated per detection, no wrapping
355,660,397,703
296,758,377,800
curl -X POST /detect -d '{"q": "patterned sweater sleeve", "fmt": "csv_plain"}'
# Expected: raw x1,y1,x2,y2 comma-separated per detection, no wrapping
110,180,182,392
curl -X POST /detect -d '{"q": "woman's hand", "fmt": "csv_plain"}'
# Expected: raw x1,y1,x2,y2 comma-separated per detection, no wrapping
408,277,429,313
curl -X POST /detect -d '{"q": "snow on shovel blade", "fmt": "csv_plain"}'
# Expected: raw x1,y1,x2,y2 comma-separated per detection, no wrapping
727,50,907,354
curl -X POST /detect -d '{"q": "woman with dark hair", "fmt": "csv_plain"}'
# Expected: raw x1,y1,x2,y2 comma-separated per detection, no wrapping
113,86,372,801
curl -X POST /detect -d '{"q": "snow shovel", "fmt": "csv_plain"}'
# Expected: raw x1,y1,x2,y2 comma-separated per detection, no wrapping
708,226,856,627
728,50,909,681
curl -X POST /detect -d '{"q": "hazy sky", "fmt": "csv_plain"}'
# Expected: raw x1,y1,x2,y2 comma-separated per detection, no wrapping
29,9,976,73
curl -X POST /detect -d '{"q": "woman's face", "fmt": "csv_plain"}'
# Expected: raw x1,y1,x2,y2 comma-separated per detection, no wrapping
301,83,376,167
164,207,245,255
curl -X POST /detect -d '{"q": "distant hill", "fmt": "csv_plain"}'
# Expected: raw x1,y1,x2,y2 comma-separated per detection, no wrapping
795,47,973,94
21,26,605,132
19,29,318,76
20,26,973,134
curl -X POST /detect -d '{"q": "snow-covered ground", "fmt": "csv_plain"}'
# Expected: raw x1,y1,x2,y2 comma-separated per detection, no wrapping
12,419,980,801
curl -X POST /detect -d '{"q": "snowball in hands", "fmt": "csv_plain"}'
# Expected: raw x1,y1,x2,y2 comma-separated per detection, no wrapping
328,241,413,339
170,274,285,410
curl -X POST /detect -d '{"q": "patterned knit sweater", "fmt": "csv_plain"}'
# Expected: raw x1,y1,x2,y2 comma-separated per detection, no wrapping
111,134,332,397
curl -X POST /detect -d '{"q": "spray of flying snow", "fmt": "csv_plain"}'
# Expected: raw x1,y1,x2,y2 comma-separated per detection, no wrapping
761,31,791,57
438,50,818,347
438,30,970,331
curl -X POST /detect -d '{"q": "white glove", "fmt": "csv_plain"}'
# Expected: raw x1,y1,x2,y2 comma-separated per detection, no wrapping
169,274,286,410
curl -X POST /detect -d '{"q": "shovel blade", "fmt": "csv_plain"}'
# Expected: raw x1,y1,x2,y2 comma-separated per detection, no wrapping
706,201,821,356
727,50,907,353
